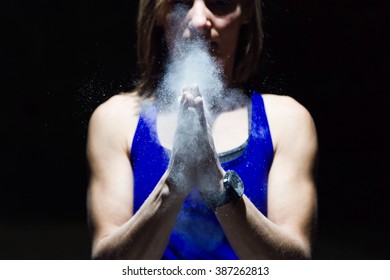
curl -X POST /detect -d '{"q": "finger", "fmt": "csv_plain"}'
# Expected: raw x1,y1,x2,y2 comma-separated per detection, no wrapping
182,88,197,107
177,93,190,133
179,92,191,116
189,86,201,98
194,96,207,128
178,92,196,133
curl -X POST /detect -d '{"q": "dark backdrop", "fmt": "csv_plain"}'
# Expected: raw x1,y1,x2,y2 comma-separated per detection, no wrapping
1,0,389,259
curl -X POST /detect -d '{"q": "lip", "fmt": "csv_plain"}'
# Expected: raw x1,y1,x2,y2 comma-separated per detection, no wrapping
193,39,219,57
185,35,216,47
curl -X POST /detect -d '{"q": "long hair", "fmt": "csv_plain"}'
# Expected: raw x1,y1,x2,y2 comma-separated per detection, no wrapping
135,0,263,96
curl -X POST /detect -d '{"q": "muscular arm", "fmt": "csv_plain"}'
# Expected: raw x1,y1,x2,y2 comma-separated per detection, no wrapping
87,94,186,259
215,95,318,259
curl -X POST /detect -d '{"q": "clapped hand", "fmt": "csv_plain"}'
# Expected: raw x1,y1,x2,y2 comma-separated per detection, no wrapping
167,86,225,202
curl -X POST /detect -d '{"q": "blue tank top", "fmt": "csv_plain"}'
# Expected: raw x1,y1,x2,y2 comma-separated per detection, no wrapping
130,91,274,259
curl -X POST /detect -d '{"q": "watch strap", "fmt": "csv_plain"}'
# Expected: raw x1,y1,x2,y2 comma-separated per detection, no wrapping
204,170,244,211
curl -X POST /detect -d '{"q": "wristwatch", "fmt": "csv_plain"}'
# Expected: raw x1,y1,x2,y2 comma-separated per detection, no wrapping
206,170,245,210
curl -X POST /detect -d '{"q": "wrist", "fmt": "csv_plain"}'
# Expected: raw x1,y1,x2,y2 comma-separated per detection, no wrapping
164,170,192,200
201,170,245,211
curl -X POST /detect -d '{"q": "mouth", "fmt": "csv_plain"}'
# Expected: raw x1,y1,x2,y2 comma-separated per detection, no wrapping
183,36,219,55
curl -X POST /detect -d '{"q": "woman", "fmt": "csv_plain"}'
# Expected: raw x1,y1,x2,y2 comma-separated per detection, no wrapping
86,0,318,259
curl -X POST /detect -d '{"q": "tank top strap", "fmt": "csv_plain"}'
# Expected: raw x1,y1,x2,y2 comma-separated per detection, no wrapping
249,91,274,150
131,102,165,161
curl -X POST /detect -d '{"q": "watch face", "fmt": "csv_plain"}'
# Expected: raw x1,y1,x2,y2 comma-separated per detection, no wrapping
208,170,245,210
226,170,244,199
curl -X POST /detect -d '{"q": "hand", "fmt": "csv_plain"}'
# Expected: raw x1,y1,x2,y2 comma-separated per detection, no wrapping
166,89,203,195
184,87,225,198
167,86,225,200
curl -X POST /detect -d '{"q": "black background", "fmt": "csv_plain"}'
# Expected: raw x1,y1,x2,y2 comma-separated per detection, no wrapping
1,0,389,259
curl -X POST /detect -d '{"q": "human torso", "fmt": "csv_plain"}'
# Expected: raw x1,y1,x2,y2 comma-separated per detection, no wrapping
129,91,274,259
156,105,249,154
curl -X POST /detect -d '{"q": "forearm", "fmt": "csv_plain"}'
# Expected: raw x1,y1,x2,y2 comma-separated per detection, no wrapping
92,173,186,260
216,196,311,260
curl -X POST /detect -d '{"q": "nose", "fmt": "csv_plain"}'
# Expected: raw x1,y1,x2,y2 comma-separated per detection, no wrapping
188,1,211,34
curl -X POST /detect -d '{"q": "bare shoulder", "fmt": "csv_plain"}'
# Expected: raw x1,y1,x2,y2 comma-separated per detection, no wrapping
89,92,141,126
261,94,317,151
88,92,143,151
262,94,313,123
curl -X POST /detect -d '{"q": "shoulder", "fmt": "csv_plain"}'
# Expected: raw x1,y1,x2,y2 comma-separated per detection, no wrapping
89,92,141,126
87,92,143,152
261,94,317,152
88,92,142,133
261,94,313,123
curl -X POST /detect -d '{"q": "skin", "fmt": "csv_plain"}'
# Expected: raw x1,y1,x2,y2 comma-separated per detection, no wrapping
87,0,318,259
164,0,246,85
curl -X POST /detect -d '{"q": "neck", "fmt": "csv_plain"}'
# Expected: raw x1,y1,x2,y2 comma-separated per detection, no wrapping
203,88,249,125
